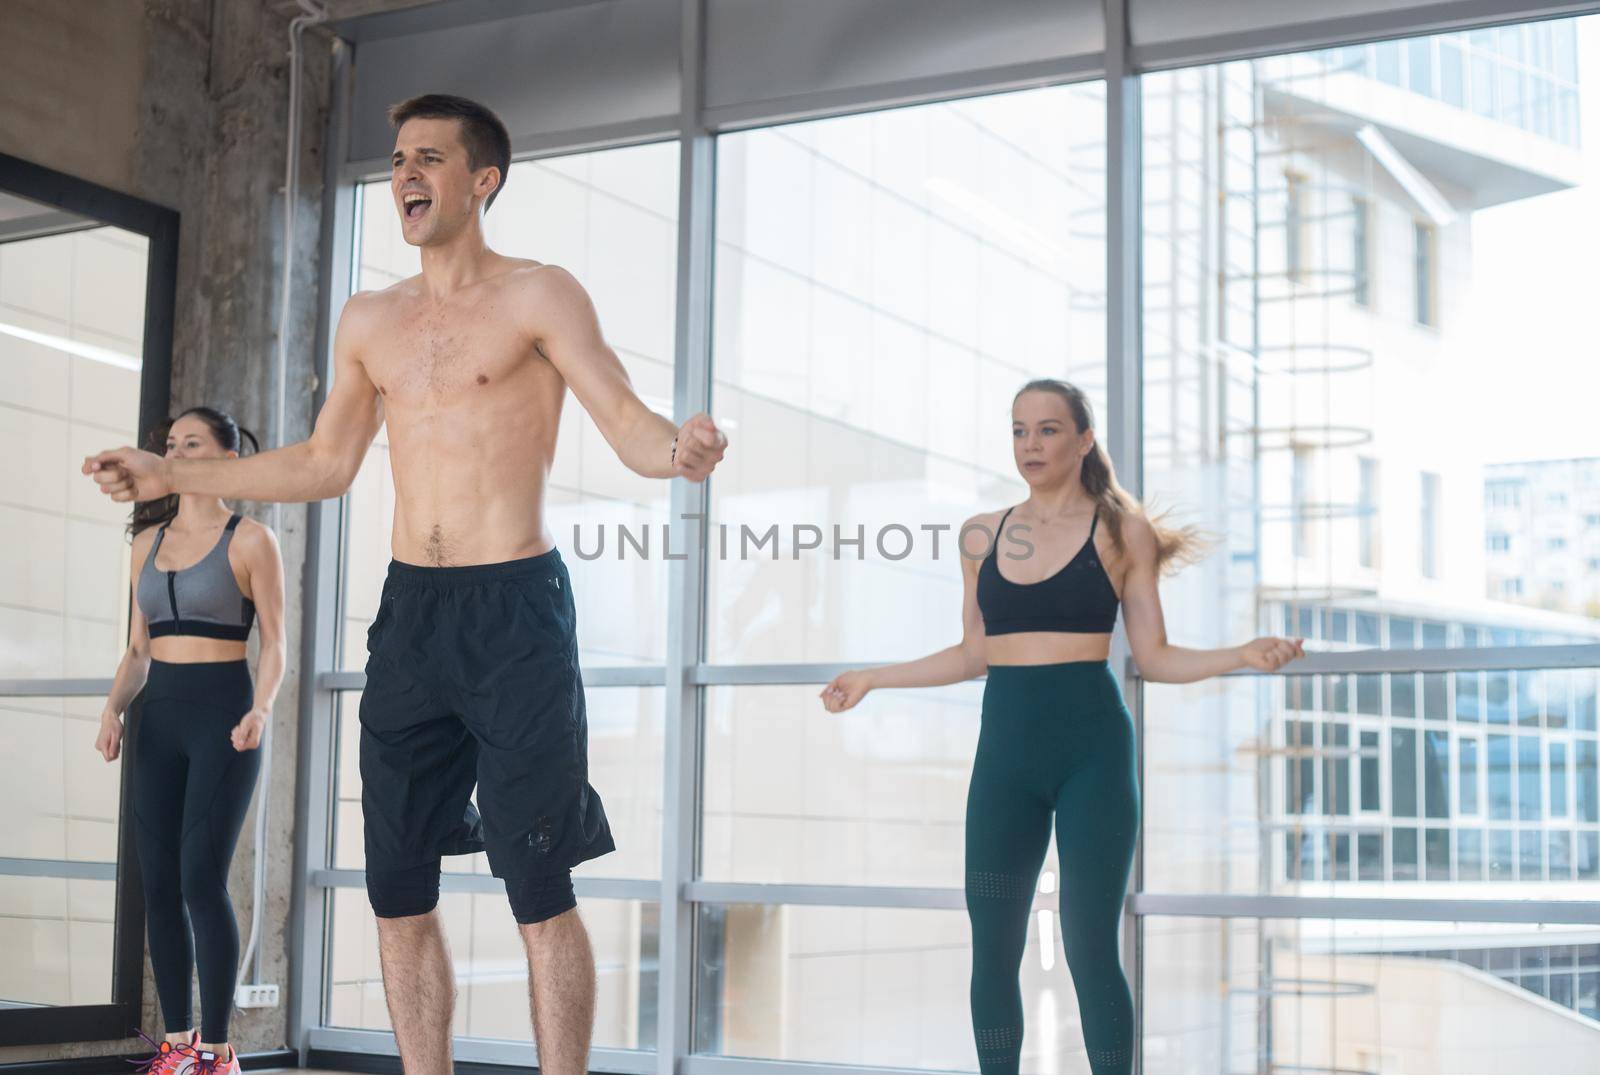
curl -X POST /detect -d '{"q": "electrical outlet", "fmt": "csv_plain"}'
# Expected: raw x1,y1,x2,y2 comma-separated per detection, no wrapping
234,983,280,1008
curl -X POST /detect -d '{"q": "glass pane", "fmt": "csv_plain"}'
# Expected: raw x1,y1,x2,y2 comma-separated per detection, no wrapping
1144,18,1600,664
0,695,122,863
708,84,1107,663
1457,828,1482,879
331,688,663,880
695,903,1097,1069
1458,738,1479,814
1392,728,1418,818
702,683,981,886
1144,917,1600,1070
1146,668,1598,894
326,889,655,1048
0,216,148,677
1141,21,1598,907
0,695,122,1007
341,142,679,670
0,877,116,1006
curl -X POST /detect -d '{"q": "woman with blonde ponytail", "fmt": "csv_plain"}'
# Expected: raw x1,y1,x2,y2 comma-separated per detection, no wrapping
820,378,1303,1075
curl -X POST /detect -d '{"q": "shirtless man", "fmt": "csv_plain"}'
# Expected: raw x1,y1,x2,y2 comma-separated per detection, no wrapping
83,93,726,1074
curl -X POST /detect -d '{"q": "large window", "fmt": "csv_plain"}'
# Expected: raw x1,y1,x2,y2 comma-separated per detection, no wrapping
707,85,1108,667
299,8,1600,1074
702,84,1108,1068
1139,14,1599,1066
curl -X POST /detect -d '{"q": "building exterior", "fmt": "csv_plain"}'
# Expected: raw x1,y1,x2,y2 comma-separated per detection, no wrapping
1484,457,1600,616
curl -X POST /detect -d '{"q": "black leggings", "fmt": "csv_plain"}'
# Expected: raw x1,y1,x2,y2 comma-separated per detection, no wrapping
132,658,260,1042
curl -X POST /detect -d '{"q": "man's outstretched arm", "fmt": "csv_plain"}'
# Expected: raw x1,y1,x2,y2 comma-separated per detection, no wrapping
84,294,386,504
526,265,726,481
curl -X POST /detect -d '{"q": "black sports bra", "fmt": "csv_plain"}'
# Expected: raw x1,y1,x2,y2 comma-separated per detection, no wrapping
976,505,1120,635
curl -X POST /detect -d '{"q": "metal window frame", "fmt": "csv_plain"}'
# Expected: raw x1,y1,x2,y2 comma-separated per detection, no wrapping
288,3,1600,1074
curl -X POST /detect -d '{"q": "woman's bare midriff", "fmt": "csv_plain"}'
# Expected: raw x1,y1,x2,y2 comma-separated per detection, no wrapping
985,630,1113,666
149,637,249,664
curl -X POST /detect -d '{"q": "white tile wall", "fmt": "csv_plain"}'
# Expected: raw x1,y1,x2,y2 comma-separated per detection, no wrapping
70,353,142,432
0,916,69,1005
0,502,68,612
0,702,67,858
0,232,74,324
0,405,71,514
71,230,148,345
0,331,71,413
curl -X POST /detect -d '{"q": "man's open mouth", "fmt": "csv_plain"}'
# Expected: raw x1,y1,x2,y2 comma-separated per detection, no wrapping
403,193,432,221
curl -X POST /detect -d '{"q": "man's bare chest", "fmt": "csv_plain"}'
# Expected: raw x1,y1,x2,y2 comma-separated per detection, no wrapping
366,306,536,406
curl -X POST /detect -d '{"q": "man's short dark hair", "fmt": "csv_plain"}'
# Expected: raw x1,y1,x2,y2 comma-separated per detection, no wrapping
388,94,512,211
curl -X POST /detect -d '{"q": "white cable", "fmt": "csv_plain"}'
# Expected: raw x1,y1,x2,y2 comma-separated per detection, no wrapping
237,0,329,997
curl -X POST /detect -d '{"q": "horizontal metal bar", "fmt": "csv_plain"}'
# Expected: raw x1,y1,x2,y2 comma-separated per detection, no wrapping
1132,893,1600,926
684,882,969,911
701,53,1104,134
1129,1,1600,74
311,867,660,902
695,644,1600,688
308,1026,657,1073
0,857,118,881
320,645,1600,697
320,664,667,693
0,678,115,698
683,1058,969,1075
690,663,874,687
583,665,669,688
1131,643,1600,681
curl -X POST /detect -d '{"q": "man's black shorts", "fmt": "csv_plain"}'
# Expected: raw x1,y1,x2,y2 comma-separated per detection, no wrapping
358,546,614,884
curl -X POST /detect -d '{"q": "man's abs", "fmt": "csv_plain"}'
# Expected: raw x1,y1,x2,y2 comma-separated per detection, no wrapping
361,266,566,567
383,415,560,566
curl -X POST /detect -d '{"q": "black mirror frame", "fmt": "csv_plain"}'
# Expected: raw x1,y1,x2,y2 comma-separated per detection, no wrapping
0,150,177,1046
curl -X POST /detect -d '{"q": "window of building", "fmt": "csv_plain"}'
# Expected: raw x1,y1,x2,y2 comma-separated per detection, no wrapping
1470,51,1497,118
1486,533,1510,552
1377,40,1403,85
1420,471,1441,578
1352,196,1372,307
1415,221,1437,326
1439,37,1465,107
1356,456,1380,567
1285,171,1307,283
1486,479,1523,508
1293,446,1315,558
1408,37,1434,95
1459,736,1481,816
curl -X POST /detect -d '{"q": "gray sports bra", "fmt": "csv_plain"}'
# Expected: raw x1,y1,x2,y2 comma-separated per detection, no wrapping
136,513,256,642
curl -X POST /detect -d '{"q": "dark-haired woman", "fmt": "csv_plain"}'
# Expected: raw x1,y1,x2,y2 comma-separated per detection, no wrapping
94,407,285,1075
820,379,1303,1075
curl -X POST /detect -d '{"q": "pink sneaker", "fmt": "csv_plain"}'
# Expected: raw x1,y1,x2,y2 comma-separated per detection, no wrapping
128,1030,198,1075
190,1046,240,1075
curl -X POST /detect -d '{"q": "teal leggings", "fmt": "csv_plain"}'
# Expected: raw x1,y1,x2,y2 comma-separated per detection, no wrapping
966,660,1138,1074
